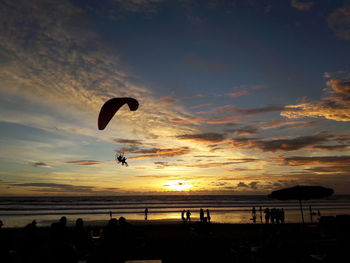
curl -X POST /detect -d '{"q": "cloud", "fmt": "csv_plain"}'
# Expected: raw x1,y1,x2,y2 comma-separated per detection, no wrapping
231,133,333,152
114,139,144,146
190,103,212,109
176,132,225,143
112,0,164,13
276,156,350,166
0,0,195,142
65,160,114,166
154,158,257,169
328,7,350,40
312,144,350,151
227,85,265,98
282,78,350,121
290,0,314,11
120,146,191,159
227,126,258,136
225,168,262,173
255,119,318,130
10,182,120,194
172,105,288,124
237,182,248,188
30,161,51,168
186,54,227,73
227,90,250,98
160,96,180,104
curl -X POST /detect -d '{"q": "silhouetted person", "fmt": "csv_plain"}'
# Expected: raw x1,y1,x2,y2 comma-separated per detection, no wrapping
309,205,316,222
259,206,263,223
50,216,75,263
206,209,211,223
109,210,112,219
264,208,270,224
200,208,204,223
22,220,41,262
270,208,276,224
251,206,257,223
145,208,148,220
276,209,281,224
73,218,92,261
117,154,128,166
0,220,12,263
186,210,191,223
181,210,186,223
121,157,128,166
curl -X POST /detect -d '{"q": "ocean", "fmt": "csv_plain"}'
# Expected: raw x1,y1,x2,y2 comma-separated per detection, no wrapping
1,195,350,227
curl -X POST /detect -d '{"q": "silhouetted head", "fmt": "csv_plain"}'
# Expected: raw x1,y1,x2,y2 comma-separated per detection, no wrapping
32,220,37,226
118,216,127,226
59,216,67,226
76,218,83,228
108,218,118,227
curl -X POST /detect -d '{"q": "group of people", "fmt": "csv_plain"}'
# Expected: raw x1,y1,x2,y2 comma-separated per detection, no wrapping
0,215,137,262
251,206,285,224
181,209,211,224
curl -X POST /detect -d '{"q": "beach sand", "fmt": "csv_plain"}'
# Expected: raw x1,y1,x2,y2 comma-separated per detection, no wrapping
1,218,349,263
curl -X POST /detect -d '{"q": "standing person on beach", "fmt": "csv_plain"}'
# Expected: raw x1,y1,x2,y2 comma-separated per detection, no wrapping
259,206,263,223
181,210,186,223
199,208,204,223
206,209,211,223
251,206,257,223
186,210,191,223
264,208,270,224
109,211,112,219
309,206,313,222
145,208,148,220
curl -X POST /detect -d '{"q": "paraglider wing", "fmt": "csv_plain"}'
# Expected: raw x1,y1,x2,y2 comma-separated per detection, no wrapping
98,97,139,130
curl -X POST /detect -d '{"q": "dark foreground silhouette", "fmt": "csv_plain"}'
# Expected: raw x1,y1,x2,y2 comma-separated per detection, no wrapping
0,215,349,263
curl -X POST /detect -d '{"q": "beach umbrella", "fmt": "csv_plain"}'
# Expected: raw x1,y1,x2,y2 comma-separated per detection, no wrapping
267,185,334,223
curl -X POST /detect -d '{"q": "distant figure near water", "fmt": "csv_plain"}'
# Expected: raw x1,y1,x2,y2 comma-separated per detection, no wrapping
186,210,191,223
264,208,270,224
251,206,257,223
181,210,186,223
206,209,211,223
200,208,204,223
259,206,263,223
145,208,148,220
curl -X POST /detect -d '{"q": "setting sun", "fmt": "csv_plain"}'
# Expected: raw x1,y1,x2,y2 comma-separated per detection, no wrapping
164,180,193,191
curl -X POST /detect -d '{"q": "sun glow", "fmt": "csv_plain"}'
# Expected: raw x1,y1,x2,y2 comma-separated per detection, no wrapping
164,180,193,191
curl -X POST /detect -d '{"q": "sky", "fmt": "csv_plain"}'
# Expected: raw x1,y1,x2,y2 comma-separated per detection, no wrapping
0,0,350,196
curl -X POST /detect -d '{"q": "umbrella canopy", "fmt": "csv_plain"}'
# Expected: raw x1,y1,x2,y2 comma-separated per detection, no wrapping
268,185,334,223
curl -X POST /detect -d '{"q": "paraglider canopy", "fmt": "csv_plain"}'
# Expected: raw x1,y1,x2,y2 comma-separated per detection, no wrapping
98,97,139,130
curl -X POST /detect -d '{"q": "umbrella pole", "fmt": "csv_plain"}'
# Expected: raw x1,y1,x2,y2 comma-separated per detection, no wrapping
299,199,304,223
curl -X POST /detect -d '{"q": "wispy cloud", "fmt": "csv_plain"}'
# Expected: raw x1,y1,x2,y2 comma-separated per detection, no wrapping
185,54,227,73
172,105,286,124
282,78,350,121
114,139,144,146
65,160,114,166
227,85,265,98
290,0,314,11
119,146,191,159
231,133,334,152
176,132,225,143
275,155,350,166
10,182,120,194
226,126,258,136
328,7,350,40
0,0,195,142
